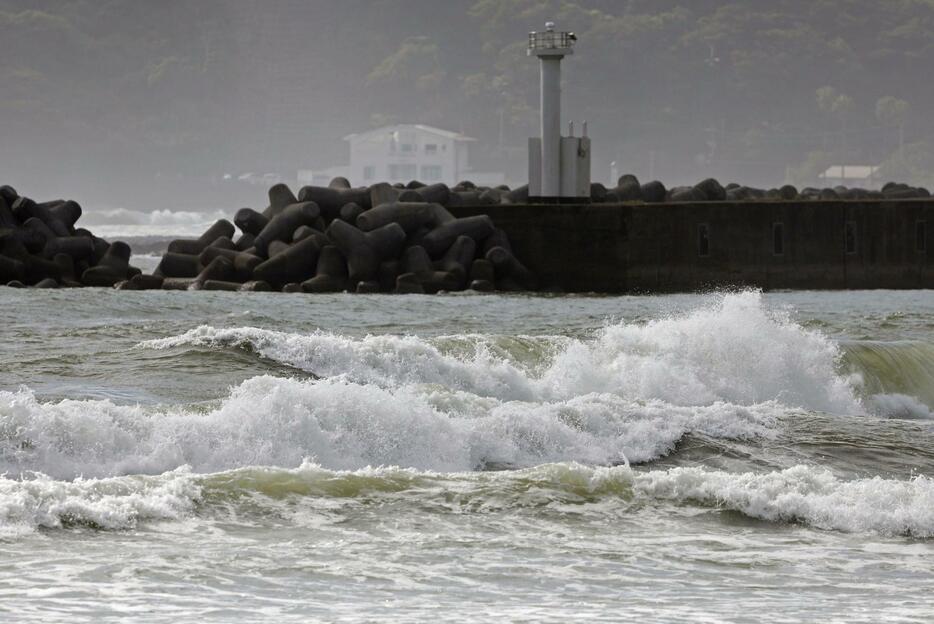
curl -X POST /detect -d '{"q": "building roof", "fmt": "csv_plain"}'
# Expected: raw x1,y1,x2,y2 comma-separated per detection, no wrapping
819,165,880,180
343,124,475,143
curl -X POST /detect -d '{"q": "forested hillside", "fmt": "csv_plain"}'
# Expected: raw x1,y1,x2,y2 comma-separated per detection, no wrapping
2,0,934,207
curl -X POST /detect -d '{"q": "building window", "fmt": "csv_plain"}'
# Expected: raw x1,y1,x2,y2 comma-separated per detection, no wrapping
697,223,710,257
424,144,438,155
388,163,417,181
363,165,375,181
400,143,415,153
845,221,857,255
773,222,784,256
917,220,927,253
421,165,442,181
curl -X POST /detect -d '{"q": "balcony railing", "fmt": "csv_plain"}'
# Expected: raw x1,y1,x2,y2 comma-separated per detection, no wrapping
528,30,575,53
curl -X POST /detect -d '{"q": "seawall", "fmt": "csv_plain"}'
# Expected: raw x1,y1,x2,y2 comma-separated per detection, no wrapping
451,200,934,293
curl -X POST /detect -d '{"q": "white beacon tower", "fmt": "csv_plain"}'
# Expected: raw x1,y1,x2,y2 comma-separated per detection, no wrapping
528,22,590,201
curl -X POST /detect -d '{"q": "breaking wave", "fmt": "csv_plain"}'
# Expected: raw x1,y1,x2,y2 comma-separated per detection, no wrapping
3,462,932,538
141,290,862,412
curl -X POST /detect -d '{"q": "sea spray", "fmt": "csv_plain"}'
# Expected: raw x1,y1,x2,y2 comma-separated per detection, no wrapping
141,291,864,412
3,461,933,538
0,380,780,479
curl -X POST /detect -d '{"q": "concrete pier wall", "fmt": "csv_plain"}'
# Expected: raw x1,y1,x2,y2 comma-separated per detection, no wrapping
451,200,934,293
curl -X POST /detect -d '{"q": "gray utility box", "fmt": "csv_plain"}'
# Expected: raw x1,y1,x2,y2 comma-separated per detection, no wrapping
529,136,591,199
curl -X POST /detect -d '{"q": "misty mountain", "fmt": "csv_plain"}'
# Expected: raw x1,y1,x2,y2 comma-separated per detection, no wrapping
2,0,934,210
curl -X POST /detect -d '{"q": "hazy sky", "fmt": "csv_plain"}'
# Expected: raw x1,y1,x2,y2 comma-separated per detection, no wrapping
2,0,933,212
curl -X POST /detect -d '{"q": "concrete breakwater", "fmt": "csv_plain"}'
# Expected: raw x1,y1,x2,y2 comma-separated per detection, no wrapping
0,185,141,288
4,176,933,294
140,180,536,294
453,198,934,292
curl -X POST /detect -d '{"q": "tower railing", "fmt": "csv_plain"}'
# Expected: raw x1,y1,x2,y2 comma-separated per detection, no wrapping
528,30,575,54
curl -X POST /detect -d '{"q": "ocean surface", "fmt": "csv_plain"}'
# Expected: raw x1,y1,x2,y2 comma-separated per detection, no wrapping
1,287,933,622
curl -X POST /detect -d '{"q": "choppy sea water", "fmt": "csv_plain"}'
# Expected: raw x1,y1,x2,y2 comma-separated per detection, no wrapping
1,288,933,622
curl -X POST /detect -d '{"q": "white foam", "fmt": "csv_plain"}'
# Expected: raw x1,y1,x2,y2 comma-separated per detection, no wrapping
0,380,781,479
870,393,934,419
634,464,934,537
79,208,229,238
141,291,863,413
0,469,199,537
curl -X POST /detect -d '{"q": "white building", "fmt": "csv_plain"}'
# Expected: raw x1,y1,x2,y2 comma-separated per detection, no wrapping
818,165,881,189
299,124,504,187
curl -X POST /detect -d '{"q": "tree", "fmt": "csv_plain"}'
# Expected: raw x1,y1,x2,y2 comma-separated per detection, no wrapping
875,96,911,165
816,86,854,176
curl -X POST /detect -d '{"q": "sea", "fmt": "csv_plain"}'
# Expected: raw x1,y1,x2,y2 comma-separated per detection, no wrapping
1,282,933,622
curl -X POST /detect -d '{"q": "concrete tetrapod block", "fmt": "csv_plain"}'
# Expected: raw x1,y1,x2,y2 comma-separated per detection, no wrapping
0,186,17,206
506,185,529,204
590,183,608,202
5,280,25,288
129,274,164,290
292,226,330,248
779,185,798,200
401,245,460,293
364,223,406,259
23,255,62,285
52,253,77,283
0,197,16,228
486,246,537,291
368,183,399,209
640,181,667,203
326,220,405,284
254,202,321,257
206,236,237,251
694,178,726,201
328,177,351,190
12,198,70,237
253,236,322,287
81,241,132,287
479,189,500,204
397,190,422,203
296,186,344,221
415,183,451,205
198,247,263,282
1,228,46,256
45,236,94,261
469,258,496,283
402,245,434,275
235,233,256,251
48,200,82,229
0,255,25,283
667,186,706,202
234,208,269,237
155,252,200,278
301,245,348,293
420,215,494,257
168,220,236,255
481,228,513,255
23,218,55,249
394,272,425,294
339,202,365,224
356,202,442,233
438,235,476,286
34,277,59,289
378,260,401,292
267,240,291,258
264,184,299,219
